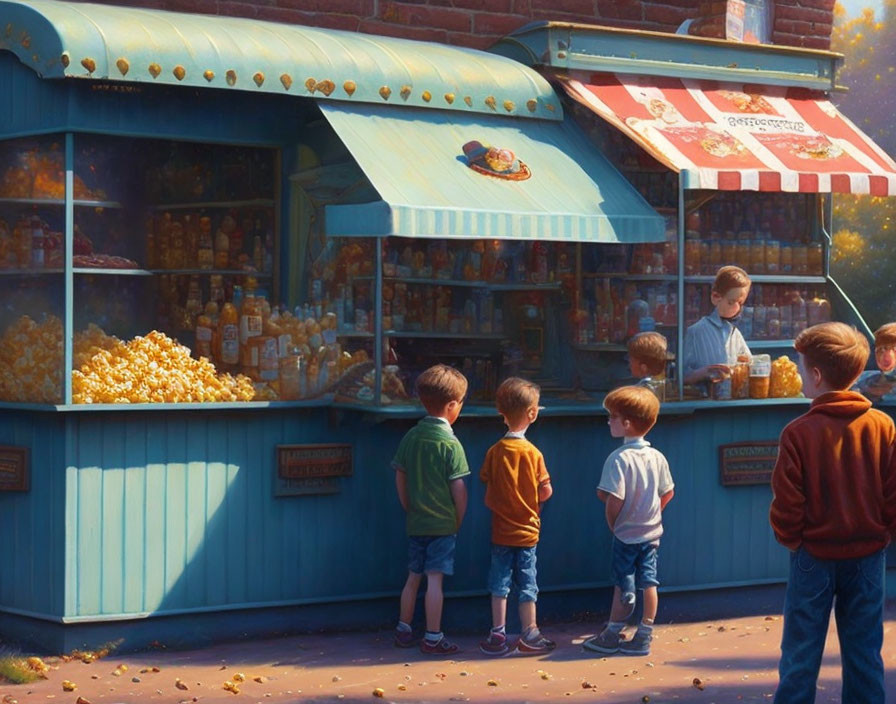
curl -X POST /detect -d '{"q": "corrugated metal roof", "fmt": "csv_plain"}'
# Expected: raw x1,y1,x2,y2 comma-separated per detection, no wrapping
0,0,561,119
321,103,666,242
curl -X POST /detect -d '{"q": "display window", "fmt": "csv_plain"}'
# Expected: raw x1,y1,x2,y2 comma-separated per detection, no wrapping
0,135,66,403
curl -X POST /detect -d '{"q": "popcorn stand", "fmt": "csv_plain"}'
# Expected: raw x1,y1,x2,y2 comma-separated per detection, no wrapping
0,3,893,650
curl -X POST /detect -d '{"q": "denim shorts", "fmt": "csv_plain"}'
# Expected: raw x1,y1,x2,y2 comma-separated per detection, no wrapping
487,544,539,602
611,537,659,591
408,535,456,575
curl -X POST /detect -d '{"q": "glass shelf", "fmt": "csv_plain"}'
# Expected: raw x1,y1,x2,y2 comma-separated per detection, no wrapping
0,198,123,208
384,331,505,340
572,343,628,352
684,275,827,284
583,273,677,281
748,339,796,348
147,268,273,277
0,268,63,275
73,267,154,276
370,276,561,291
148,199,275,211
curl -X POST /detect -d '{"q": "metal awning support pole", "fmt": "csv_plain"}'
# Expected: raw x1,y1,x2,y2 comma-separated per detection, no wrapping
64,133,74,406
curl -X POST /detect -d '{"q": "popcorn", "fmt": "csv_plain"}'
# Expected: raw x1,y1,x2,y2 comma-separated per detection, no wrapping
769,355,802,397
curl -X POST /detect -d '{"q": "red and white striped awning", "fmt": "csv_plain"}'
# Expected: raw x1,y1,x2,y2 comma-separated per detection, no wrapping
561,71,896,195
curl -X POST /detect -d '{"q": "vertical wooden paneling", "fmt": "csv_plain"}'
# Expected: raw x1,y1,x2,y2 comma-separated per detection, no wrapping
54,401,887,621
0,412,65,618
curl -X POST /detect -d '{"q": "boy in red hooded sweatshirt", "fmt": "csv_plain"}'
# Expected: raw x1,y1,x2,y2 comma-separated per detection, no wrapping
770,322,896,704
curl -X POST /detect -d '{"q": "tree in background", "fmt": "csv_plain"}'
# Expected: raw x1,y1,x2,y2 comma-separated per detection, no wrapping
830,0,896,328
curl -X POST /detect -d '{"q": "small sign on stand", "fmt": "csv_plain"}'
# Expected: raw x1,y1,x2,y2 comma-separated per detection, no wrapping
719,441,778,486
0,445,29,492
275,444,352,496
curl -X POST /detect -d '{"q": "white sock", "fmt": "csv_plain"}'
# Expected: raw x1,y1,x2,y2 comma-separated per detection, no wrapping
397,621,412,633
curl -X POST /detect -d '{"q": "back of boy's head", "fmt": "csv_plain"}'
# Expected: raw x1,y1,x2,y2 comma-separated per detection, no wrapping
627,332,668,377
794,322,869,390
415,364,468,413
603,385,660,436
495,377,540,424
712,265,751,295
873,322,896,348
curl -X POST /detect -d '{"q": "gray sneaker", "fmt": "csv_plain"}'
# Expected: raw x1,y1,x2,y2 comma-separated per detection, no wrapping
583,628,621,654
618,627,652,656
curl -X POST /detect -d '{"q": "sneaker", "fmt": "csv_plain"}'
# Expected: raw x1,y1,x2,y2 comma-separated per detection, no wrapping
517,629,556,654
394,627,416,648
583,628,622,654
618,628,652,656
420,636,460,655
479,631,510,656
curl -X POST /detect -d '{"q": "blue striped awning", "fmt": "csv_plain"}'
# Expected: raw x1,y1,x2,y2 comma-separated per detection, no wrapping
321,103,666,243
0,0,561,119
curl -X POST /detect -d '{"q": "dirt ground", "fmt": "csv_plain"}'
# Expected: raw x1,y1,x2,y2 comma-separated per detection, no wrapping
2,601,895,704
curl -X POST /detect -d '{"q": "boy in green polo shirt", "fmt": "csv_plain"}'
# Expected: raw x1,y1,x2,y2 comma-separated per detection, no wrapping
393,364,471,655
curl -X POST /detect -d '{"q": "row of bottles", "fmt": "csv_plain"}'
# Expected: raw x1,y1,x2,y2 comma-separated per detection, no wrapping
0,213,61,269
574,281,677,345
145,209,273,272
383,283,504,335
381,238,575,285
684,231,824,276
685,284,832,339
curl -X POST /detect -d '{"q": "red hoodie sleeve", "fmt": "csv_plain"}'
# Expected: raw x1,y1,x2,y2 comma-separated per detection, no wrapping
884,430,896,539
769,432,805,550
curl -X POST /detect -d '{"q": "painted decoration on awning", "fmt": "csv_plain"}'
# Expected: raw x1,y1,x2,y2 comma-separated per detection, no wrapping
462,141,532,181
561,72,896,194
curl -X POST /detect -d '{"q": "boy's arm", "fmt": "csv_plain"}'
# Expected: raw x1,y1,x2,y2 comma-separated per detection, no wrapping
883,427,896,537
768,436,805,550
660,488,674,510
605,494,624,532
538,480,553,506
597,489,609,502
449,477,467,532
395,467,408,511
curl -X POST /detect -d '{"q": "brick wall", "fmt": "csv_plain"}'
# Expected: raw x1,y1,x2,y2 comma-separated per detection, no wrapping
103,0,835,51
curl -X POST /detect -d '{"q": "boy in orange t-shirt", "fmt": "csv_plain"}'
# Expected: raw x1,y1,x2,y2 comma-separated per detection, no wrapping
479,377,554,656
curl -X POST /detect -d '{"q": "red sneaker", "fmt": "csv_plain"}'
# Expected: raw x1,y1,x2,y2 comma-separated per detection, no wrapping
394,627,416,648
479,631,510,656
420,636,460,655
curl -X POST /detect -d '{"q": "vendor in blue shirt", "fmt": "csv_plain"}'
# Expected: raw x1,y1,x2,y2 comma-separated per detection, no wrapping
683,266,752,392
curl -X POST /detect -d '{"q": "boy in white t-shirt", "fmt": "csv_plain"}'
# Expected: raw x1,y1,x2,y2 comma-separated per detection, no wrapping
584,385,674,657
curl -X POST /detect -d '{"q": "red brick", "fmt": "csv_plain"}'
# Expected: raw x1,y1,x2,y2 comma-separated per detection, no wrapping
357,18,449,42
798,0,836,10
217,1,259,17
450,0,513,11
775,5,832,24
531,0,595,14
642,3,690,27
309,13,364,30
168,0,218,15
651,0,699,7
254,5,312,23
447,30,495,49
513,0,531,12
800,34,831,49
530,8,597,23
775,18,813,35
473,11,530,35
598,0,642,21
377,2,472,32
277,0,374,13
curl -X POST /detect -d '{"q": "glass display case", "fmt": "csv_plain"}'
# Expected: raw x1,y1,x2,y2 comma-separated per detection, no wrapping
0,133,381,405
0,135,67,403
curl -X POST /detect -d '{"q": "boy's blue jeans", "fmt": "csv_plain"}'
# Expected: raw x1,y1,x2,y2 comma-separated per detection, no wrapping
774,546,885,704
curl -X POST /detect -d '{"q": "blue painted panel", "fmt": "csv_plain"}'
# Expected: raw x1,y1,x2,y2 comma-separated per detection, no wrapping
53,401,892,621
0,410,65,618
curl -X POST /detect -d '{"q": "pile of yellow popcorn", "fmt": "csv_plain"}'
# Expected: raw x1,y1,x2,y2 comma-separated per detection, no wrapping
72,329,255,403
0,315,256,403
0,315,64,403
769,355,803,398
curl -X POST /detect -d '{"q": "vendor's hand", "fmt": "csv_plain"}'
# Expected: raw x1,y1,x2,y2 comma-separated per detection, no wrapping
705,364,732,382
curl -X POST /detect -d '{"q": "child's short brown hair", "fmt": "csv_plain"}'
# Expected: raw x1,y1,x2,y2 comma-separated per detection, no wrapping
627,332,668,377
873,322,896,348
603,385,660,436
794,322,869,390
415,364,468,412
495,377,540,425
712,265,751,295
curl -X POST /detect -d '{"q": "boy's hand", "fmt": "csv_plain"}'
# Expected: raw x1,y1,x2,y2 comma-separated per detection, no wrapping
705,364,732,382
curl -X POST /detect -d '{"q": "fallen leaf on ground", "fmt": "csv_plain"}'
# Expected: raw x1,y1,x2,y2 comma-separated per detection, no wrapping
372,687,385,698
61,680,76,691
175,678,189,690
693,677,705,690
